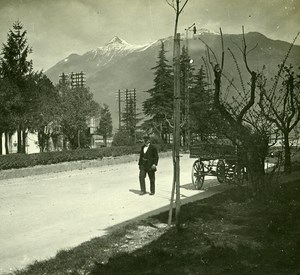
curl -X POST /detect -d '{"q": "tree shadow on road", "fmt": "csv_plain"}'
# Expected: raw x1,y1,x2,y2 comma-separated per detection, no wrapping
129,189,143,195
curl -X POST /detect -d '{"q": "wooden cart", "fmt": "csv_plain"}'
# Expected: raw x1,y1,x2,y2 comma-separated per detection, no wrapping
190,140,246,190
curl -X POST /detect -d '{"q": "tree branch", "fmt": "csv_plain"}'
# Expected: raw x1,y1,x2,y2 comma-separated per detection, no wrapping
179,0,189,14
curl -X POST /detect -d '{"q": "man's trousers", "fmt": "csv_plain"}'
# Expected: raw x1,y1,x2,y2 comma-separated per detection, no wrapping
139,166,155,194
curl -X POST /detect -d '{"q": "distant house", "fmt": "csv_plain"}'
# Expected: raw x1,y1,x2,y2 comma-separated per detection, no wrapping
1,132,40,155
88,116,112,148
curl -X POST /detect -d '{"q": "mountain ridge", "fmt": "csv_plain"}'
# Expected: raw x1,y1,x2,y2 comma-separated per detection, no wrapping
45,32,300,129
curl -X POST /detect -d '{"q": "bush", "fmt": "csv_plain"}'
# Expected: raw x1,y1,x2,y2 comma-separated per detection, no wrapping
112,130,135,146
0,146,141,170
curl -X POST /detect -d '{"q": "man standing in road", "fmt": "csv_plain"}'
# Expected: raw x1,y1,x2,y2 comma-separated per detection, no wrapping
138,136,159,195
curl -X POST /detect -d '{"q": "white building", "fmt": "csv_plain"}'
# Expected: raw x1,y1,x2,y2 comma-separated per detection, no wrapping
1,132,40,155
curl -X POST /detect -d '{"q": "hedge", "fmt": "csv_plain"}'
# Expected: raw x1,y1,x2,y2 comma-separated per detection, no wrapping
0,146,143,170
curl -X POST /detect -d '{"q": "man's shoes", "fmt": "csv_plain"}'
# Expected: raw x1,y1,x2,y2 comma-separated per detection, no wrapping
149,193,155,196
140,192,146,196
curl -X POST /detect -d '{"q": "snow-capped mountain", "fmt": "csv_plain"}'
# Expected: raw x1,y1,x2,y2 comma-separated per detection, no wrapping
45,32,300,129
48,36,157,78
83,36,156,67
195,28,220,35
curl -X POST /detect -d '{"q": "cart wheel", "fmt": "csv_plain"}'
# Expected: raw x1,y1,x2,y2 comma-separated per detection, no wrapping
191,160,205,190
216,159,225,183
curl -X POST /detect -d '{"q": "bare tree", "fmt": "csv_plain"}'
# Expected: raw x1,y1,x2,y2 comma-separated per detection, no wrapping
203,27,270,195
166,0,189,37
258,57,300,173
166,0,189,228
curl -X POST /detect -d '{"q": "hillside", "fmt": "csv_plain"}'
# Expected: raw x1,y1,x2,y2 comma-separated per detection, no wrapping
45,32,300,129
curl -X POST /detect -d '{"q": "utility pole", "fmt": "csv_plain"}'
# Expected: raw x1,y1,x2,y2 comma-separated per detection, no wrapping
70,71,86,89
116,88,137,134
133,88,137,143
125,89,129,129
174,33,181,227
184,23,195,150
118,89,121,129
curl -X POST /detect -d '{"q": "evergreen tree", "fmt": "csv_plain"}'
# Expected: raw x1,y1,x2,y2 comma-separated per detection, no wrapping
143,41,173,142
189,65,222,140
180,45,195,146
0,20,33,81
98,104,113,146
0,78,19,154
0,20,33,153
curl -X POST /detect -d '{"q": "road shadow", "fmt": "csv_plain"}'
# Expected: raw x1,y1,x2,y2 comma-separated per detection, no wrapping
129,189,143,195
180,178,219,191
105,184,233,234
180,183,195,190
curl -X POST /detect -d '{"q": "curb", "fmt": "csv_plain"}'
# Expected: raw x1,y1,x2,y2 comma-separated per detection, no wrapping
0,151,173,181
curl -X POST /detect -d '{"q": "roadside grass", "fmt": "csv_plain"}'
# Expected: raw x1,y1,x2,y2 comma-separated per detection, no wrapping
12,170,300,275
89,179,300,275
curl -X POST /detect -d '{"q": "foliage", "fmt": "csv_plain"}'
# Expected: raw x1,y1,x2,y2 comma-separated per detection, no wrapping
59,85,100,149
0,20,33,153
97,104,113,146
180,45,195,146
0,78,20,153
142,41,174,142
189,65,225,141
0,20,33,81
24,71,60,152
112,129,135,146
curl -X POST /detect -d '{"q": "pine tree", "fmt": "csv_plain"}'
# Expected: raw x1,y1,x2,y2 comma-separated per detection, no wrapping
142,41,173,141
1,20,33,81
0,78,19,154
180,45,195,146
0,20,33,153
189,65,218,140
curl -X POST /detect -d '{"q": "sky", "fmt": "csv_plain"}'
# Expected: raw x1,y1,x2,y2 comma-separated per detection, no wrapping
0,0,299,71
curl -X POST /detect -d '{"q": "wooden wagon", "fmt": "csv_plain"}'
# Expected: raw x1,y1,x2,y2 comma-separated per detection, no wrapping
189,139,246,189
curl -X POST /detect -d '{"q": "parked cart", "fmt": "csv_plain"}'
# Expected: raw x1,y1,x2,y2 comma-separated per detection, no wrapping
189,139,246,189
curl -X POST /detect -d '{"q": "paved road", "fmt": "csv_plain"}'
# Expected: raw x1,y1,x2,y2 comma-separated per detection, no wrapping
0,154,227,274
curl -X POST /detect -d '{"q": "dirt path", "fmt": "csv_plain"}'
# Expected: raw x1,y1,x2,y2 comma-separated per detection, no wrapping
0,154,228,274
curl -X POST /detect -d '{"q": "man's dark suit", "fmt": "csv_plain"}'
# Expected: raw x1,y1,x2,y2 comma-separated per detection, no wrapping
138,144,159,194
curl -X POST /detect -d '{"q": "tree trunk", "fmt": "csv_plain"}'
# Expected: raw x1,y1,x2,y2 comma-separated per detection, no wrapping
174,33,181,228
283,132,292,173
77,130,81,148
103,135,107,147
52,135,58,151
22,129,27,154
63,136,67,150
244,143,267,198
46,137,50,152
38,131,45,152
0,131,2,155
5,132,9,155
17,125,22,153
